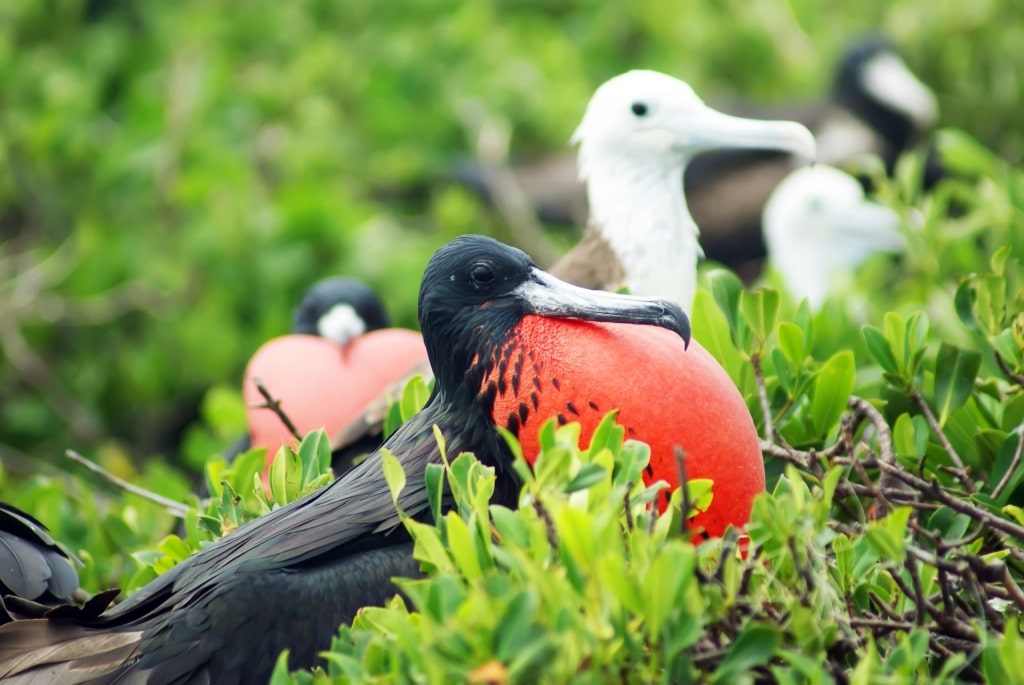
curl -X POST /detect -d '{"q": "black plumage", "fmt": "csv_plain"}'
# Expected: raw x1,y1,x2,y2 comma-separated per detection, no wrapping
0,504,80,624
0,235,689,684
291,277,390,340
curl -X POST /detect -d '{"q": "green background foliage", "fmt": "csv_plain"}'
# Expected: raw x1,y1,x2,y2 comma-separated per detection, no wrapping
2,0,1024,680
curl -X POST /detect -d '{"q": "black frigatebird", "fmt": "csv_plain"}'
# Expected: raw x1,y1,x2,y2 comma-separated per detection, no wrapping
0,235,689,684
0,504,81,625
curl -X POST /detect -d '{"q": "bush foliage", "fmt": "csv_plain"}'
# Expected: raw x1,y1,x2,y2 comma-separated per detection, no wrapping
3,0,1024,682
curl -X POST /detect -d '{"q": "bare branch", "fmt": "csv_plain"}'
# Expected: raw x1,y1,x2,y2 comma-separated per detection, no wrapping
250,376,303,442
994,351,1024,387
750,352,774,444
992,430,1024,500
65,449,190,518
910,390,976,494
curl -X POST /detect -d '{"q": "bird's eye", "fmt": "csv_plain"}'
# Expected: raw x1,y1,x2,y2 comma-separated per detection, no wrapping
469,261,496,286
631,101,648,117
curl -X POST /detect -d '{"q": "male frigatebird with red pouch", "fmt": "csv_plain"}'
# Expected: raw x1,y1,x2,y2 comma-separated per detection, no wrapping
0,235,689,684
238,277,427,476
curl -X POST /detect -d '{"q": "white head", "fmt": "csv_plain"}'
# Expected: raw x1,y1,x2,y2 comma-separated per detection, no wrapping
764,165,905,310
573,70,816,182
570,70,816,311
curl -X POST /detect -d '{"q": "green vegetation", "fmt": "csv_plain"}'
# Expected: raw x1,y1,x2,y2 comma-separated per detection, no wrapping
2,0,1024,681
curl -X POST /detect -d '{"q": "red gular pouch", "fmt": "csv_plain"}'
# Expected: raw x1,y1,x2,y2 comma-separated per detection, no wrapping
243,328,427,479
486,315,765,542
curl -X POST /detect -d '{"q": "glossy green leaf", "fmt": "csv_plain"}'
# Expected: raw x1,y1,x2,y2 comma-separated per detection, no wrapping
811,351,855,436
932,343,982,425
713,623,782,682
739,287,781,348
862,325,900,377
776,322,806,365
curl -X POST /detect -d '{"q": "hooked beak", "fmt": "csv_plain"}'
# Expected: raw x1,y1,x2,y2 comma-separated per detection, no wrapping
513,268,691,348
860,53,938,129
674,105,817,163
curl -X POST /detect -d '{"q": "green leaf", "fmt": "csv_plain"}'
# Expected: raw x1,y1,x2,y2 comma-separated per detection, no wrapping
712,623,782,682
776,321,806,365
296,428,331,483
565,463,608,493
399,374,431,423
690,290,745,379
932,343,982,425
382,398,404,438
381,449,406,507
707,268,743,338
587,409,622,458
268,650,294,685
954,279,978,329
443,512,483,580
424,462,445,522
739,288,780,349
893,413,929,459
862,325,900,377
935,127,997,176
811,351,855,436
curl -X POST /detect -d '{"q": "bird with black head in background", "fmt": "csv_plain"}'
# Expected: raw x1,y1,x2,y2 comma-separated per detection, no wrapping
236,276,427,478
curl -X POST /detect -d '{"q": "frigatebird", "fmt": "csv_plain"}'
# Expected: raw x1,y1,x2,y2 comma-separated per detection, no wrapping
0,504,80,625
333,70,803,536
291,277,392,344
549,69,815,314
0,235,689,684
762,164,905,311
235,276,426,476
454,37,936,275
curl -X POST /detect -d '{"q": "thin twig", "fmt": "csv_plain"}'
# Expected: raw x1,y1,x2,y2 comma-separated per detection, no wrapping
992,430,1024,500
532,498,559,548
674,446,691,539
910,389,976,493
750,352,774,443
994,351,1024,386
65,449,190,518
250,376,303,442
878,465,1024,541
999,567,1024,612
622,482,635,532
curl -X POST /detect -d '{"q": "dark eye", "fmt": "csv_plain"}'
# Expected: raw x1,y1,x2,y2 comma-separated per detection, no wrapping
470,261,495,285
631,101,648,117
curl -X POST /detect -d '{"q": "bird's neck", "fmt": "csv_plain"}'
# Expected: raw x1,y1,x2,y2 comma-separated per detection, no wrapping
583,157,701,313
424,315,524,504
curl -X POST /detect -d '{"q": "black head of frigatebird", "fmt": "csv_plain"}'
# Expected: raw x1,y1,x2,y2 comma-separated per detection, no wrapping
292,277,391,345
0,235,689,685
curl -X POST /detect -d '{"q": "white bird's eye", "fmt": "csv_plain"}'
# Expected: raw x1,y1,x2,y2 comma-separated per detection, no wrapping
630,101,649,117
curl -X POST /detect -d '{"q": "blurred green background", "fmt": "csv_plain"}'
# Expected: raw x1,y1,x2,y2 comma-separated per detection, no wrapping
1,0,1022,481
